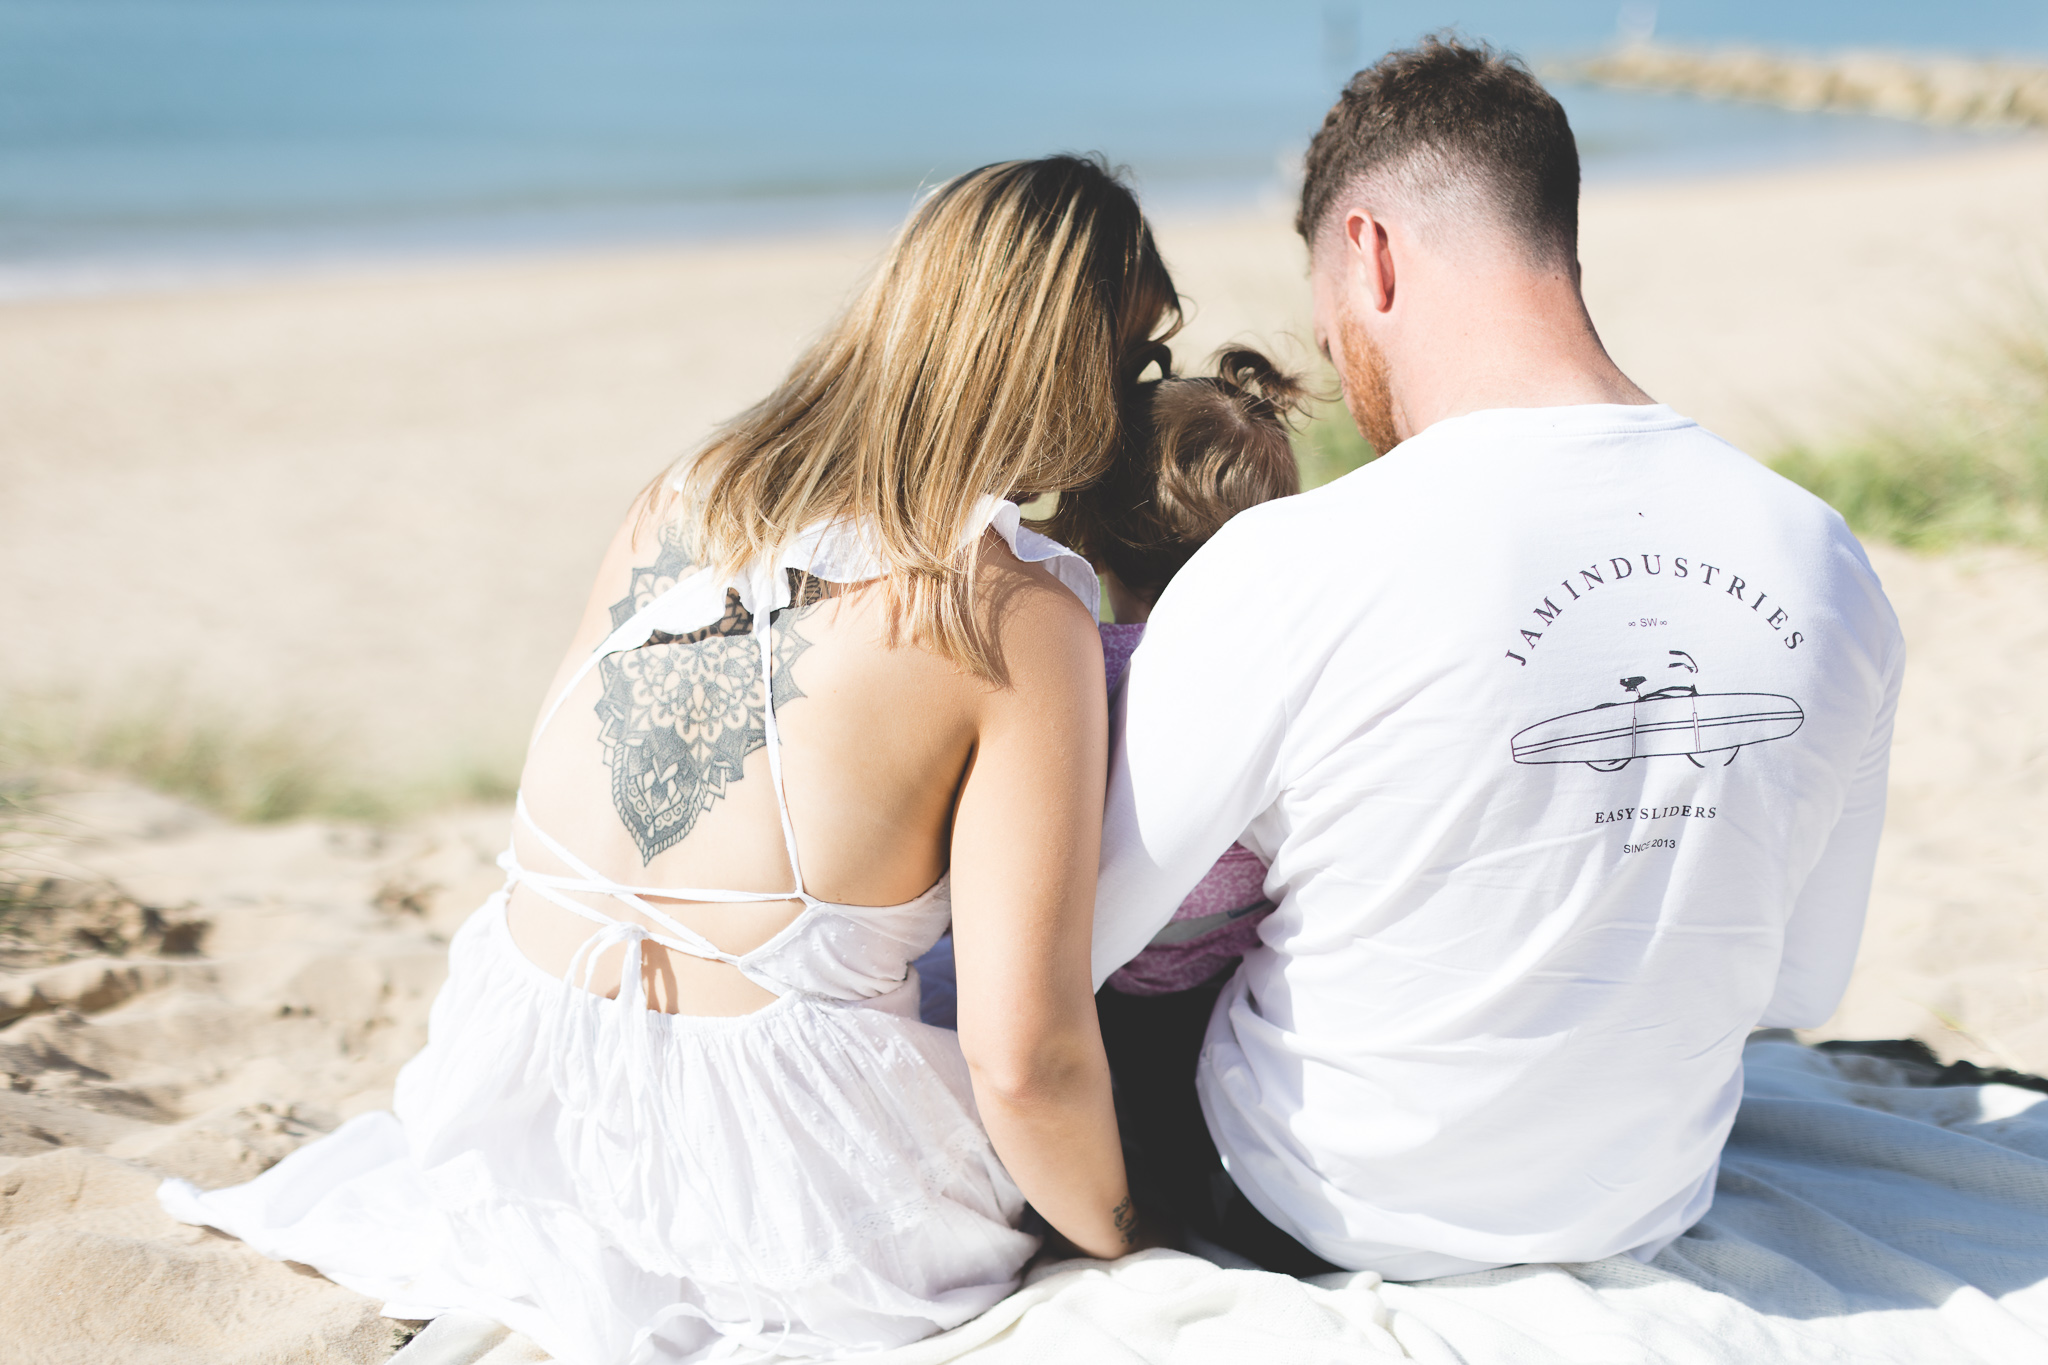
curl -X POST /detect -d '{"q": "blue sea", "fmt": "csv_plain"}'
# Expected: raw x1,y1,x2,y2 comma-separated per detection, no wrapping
3,0,2044,291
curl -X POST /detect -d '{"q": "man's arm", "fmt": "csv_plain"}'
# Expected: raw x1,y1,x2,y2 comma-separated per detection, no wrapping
1090,523,1296,989
1760,642,1904,1028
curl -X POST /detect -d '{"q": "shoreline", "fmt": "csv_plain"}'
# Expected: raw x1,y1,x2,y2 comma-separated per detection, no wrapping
0,188,934,307
3,120,2026,308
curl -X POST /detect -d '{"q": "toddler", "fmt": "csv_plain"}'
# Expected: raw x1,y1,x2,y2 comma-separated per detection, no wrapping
1045,346,1305,997
1044,346,1306,1240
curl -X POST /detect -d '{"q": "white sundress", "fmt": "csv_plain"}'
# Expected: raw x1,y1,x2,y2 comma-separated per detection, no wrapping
159,499,1101,1365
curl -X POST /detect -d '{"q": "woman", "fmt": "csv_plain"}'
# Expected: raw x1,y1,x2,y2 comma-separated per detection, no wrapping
161,156,1182,1363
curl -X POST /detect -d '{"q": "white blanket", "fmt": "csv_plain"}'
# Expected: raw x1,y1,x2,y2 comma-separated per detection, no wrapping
396,1038,2048,1365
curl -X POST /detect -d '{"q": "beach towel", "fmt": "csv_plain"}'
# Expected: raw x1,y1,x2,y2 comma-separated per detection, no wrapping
393,1035,2048,1364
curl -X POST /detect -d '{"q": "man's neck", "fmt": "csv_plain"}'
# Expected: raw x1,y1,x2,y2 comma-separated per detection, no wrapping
1388,264,1652,441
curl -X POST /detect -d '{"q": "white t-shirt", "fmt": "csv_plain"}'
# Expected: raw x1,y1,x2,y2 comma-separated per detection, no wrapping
1092,403,1903,1280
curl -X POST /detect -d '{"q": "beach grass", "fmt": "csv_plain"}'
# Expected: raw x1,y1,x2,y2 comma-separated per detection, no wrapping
0,773,80,953
1294,400,1382,489
1291,381,1383,490
0,696,518,824
1291,317,2048,550
1768,321,2048,550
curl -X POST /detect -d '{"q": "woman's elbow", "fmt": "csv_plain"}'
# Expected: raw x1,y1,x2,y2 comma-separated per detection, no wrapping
958,1027,1095,1108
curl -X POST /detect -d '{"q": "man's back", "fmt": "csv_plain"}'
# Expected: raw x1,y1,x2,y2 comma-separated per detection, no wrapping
1093,402,1902,1277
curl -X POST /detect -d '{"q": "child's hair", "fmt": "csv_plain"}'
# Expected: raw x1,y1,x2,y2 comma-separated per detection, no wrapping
1042,347,1307,603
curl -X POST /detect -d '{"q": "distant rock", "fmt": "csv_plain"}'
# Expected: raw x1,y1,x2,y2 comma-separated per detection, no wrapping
1549,45,2048,129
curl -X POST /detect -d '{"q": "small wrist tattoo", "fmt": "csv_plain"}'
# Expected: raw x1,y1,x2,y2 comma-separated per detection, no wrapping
1112,1195,1138,1248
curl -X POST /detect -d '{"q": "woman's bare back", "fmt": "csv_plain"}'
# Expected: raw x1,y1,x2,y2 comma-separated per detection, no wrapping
506,511,1053,1015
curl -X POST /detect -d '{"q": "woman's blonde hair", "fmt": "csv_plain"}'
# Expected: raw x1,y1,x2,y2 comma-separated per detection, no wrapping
647,155,1180,681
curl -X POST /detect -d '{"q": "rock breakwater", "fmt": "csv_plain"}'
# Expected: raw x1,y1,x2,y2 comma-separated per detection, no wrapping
1552,46,2048,129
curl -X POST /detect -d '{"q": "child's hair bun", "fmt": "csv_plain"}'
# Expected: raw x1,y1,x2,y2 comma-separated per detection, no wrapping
1037,345,1306,602
1211,347,1310,425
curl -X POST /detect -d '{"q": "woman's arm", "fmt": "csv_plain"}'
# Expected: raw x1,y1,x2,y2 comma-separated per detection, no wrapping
949,550,1139,1261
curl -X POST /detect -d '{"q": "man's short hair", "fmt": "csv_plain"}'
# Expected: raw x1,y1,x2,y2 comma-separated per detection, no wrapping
1297,35,1579,267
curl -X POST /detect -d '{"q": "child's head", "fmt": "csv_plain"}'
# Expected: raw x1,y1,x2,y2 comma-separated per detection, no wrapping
1048,347,1305,619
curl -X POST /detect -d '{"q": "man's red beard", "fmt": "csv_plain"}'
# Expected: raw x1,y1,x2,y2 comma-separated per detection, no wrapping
1338,309,1402,457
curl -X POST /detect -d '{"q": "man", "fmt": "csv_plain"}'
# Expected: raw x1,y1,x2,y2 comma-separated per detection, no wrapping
1092,37,1903,1279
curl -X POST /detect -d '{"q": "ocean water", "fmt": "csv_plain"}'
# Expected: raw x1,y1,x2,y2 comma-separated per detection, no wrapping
2,0,2043,289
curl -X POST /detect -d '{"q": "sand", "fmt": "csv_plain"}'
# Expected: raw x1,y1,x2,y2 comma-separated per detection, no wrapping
2,139,2047,1362
0,786,507,1361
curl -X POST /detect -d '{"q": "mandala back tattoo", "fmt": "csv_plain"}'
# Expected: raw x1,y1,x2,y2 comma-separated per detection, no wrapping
594,525,828,863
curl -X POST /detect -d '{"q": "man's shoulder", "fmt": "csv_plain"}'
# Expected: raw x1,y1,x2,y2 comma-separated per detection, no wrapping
1168,480,1366,596
1142,492,1347,643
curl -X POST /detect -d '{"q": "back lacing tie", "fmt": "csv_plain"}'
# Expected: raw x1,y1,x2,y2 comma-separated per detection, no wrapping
496,803,773,973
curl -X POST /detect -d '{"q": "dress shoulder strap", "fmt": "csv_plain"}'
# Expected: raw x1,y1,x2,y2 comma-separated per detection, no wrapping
981,497,1101,621
750,578,807,896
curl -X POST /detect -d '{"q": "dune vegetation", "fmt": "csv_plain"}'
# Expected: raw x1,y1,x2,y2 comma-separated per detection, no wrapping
1770,322,2048,550
0,697,516,824
1291,391,1382,490
1291,317,2048,551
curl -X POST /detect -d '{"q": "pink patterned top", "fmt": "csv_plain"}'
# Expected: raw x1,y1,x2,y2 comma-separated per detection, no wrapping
1099,623,1274,996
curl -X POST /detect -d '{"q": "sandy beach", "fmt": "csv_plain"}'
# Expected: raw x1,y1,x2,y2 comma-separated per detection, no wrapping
3,138,2047,1361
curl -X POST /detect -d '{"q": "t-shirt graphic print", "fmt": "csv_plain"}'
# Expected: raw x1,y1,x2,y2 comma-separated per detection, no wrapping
1489,534,1854,901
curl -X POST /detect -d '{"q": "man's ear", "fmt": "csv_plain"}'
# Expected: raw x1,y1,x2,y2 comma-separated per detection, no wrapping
1344,209,1395,314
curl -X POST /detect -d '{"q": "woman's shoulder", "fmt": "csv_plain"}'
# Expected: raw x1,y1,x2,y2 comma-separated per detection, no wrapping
974,527,1098,626
971,528,1103,689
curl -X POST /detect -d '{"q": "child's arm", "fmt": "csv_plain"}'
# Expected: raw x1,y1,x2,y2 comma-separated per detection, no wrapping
1092,519,1299,988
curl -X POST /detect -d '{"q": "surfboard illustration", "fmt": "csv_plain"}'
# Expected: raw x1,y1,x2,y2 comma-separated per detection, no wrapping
1511,675,1803,772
